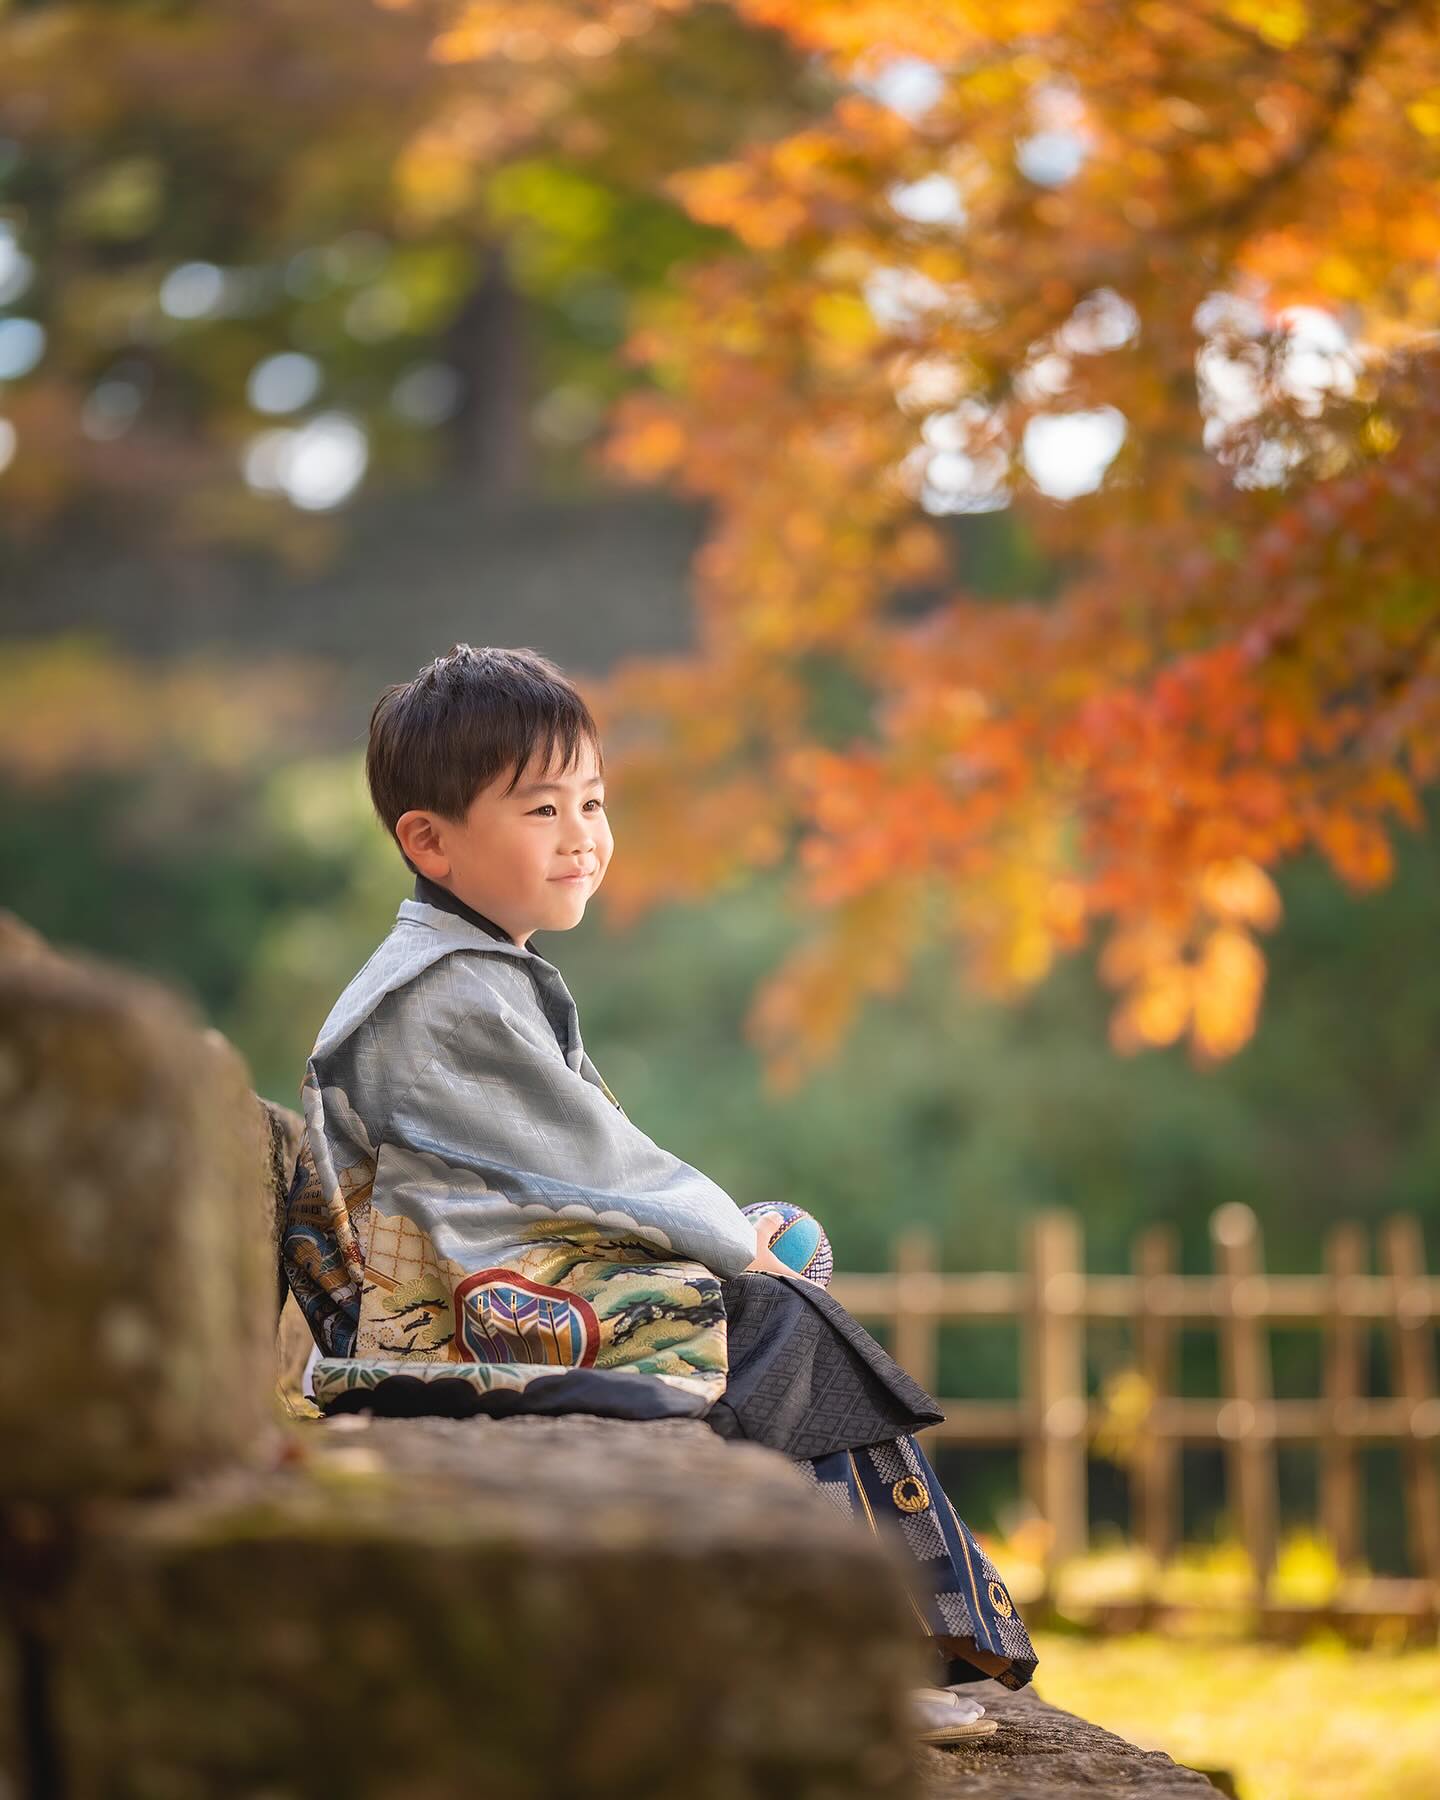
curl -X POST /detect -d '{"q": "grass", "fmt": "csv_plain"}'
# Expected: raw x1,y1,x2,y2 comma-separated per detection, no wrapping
1027,1629,1440,1800
966,1523,1439,1797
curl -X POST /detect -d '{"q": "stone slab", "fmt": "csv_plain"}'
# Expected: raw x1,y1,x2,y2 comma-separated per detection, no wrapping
47,1415,923,1799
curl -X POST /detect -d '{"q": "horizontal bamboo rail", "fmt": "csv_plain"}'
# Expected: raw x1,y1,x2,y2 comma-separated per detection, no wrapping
829,1272,1440,1323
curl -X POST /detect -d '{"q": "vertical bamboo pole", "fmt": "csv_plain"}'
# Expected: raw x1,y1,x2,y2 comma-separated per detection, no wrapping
1320,1221,1367,1571
894,1227,940,1450
1022,1209,1088,1568
1133,1222,1181,1563
893,1226,939,1393
1212,1201,1278,1599
1379,1214,1440,1585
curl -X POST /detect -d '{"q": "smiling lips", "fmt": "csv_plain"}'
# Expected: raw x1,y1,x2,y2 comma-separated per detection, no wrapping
552,869,593,882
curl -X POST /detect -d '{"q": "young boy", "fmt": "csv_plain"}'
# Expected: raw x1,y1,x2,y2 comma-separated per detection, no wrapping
281,644,1037,1742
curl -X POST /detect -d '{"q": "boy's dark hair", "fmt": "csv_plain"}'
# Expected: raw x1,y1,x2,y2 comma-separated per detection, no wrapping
366,644,603,875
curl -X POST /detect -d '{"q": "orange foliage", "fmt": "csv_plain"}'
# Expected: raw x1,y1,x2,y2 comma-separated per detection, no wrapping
12,0,1440,1085
588,0,1440,1086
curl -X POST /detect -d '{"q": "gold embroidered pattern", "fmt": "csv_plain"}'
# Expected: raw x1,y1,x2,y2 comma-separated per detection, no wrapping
988,1578,1013,1618
892,1475,930,1514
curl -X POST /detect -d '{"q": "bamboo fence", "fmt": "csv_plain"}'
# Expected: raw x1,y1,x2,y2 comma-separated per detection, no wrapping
828,1202,1440,1628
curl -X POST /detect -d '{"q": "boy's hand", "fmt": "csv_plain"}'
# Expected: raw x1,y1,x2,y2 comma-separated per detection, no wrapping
743,1209,821,1284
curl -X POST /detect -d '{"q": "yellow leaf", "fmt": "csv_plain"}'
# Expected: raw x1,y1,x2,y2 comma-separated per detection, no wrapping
1224,0,1309,49
1360,413,1400,454
1405,97,1440,138
1130,964,1193,1047
810,290,879,350
1198,858,1282,930
1191,926,1265,1061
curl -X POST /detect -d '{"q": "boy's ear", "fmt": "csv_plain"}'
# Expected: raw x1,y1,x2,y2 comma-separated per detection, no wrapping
394,809,451,880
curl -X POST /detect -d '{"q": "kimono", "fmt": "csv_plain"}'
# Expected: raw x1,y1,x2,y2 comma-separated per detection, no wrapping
282,873,755,1420
282,873,1038,1694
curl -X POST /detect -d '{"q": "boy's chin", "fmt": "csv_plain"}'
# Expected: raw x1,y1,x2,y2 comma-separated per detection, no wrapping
542,899,588,930
540,877,599,931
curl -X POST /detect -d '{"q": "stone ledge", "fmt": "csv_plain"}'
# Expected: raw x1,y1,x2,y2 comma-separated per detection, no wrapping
919,1679,1225,1797
36,1415,923,1800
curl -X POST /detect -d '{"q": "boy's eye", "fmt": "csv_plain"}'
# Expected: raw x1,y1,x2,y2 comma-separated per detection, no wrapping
531,798,605,816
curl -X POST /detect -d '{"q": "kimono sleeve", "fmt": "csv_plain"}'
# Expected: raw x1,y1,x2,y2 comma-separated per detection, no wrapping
381,953,761,1281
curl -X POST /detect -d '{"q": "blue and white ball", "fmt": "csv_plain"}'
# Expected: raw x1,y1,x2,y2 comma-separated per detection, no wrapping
741,1201,834,1289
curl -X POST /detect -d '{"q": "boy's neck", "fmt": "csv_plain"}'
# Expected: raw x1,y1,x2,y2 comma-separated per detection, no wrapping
412,871,531,950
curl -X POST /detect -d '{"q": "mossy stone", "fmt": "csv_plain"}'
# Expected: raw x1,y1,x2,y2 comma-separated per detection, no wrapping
0,948,278,1498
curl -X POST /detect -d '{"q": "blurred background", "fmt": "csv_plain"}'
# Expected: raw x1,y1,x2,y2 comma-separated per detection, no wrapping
3,5,1439,1793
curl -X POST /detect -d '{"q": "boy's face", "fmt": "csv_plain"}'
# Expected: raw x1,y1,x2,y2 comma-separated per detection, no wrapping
396,738,612,945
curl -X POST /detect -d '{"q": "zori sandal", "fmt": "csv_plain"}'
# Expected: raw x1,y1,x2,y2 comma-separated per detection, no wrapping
910,1687,1000,1744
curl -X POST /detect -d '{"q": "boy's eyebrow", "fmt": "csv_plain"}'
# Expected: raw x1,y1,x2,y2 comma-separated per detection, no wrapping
514,775,605,798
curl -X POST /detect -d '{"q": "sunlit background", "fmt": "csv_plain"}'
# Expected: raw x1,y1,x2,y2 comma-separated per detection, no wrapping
4,6,1440,1794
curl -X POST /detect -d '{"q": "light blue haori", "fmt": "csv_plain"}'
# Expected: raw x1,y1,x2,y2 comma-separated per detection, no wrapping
281,894,758,1418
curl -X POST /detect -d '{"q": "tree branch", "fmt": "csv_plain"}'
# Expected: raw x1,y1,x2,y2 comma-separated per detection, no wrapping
1185,0,1417,239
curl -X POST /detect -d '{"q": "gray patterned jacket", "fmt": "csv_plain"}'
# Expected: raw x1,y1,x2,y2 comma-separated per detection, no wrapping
281,893,758,1414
